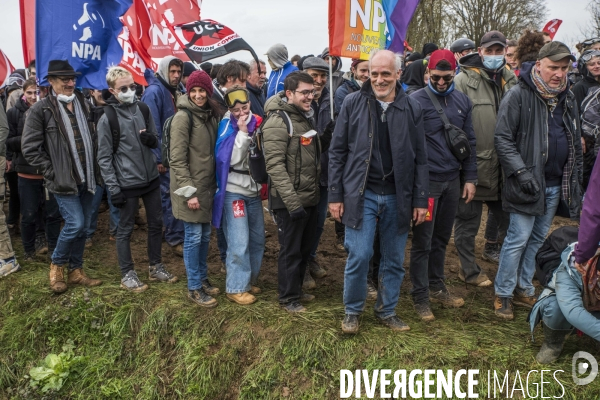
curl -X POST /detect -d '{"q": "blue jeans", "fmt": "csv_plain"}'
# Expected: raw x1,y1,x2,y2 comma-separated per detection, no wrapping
216,227,227,263
222,192,265,293
52,185,95,270
309,185,328,260
183,222,211,291
344,190,409,318
495,186,561,298
160,172,184,246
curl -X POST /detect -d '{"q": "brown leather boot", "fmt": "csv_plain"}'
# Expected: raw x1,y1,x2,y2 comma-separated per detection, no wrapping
68,268,102,287
49,263,68,293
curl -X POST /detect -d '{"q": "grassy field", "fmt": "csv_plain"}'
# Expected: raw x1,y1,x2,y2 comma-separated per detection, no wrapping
1,215,600,399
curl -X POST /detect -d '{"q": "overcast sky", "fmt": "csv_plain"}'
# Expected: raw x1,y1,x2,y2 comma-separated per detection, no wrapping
0,0,593,69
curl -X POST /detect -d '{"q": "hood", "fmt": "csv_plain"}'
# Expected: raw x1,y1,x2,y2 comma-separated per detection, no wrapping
144,68,159,86
266,44,288,70
401,59,427,87
320,47,342,73
157,56,179,87
264,90,311,118
176,94,212,121
520,61,570,100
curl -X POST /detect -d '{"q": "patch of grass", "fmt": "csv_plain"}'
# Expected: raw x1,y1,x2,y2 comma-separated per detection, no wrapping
1,240,600,400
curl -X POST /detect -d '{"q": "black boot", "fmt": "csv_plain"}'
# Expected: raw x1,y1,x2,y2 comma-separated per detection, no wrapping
535,324,569,364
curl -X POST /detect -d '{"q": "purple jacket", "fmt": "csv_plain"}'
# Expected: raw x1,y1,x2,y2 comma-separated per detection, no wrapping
575,157,600,263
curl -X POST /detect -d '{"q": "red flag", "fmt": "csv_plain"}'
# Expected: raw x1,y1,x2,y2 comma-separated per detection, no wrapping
19,0,36,67
119,0,158,85
543,19,563,40
144,0,201,58
0,49,15,87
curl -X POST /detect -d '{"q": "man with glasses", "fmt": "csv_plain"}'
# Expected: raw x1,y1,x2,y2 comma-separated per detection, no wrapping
22,60,103,293
246,59,267,118
329,49,429,333
453,31,517,284
142,56,186,257
97,66,177,292
408,50,477,321
262,71,332,314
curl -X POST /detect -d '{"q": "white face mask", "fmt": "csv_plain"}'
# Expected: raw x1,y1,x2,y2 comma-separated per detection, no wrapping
57,93,75,103
117,89,136,104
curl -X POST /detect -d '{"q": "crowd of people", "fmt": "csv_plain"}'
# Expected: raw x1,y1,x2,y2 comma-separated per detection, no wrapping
0,27,599,364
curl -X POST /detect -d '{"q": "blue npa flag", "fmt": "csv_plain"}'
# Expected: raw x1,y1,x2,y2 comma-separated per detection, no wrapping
36,0,132,89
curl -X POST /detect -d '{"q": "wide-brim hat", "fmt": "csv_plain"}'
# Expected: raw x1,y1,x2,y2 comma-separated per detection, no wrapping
44,60,81,79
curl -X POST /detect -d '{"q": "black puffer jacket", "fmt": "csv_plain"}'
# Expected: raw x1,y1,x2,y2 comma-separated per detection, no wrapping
495,63,583,219
6,100,43,175
22,92,103,195
328,80,429,234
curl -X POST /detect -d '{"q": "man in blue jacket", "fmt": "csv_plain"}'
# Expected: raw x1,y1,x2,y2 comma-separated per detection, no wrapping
329,49,429,334
409,50,478,322
265,43,298,99
141,57,185,256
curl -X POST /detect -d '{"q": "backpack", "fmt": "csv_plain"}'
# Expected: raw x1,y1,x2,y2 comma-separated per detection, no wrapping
103,101,151,154
248,109,293,185
161,109,193,169
535,226,579,287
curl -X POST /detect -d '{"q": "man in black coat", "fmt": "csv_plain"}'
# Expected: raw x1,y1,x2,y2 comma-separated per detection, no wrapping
329,49,429,334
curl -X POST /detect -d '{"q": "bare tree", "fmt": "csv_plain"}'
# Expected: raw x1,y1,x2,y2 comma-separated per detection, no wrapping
580,0,600,40
446,0,547,43
405,0,450,54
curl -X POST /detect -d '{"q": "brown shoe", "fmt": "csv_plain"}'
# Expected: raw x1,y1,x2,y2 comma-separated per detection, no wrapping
171,244,184,257
226,292,256,305
249,286,261,294
494,296,514,320
513,292,537,309
49,263,68,293
458,269,492,287
67,268,102,287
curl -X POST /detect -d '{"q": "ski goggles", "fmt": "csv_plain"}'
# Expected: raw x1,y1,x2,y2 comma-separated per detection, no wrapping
581,50,600,63
224,88,250,108
582,38,600,48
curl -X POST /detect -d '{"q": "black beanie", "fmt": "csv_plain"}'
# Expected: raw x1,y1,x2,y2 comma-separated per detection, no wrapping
183,62,197,77
422,43,439,57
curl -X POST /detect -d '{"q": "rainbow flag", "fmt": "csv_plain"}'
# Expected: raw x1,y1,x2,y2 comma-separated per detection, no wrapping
328,0,420,58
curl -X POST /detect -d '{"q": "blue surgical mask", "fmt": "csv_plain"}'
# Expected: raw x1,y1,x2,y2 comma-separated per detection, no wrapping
482,55,505,70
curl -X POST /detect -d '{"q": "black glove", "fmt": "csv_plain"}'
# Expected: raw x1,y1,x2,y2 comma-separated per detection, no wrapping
139,131,158,148
324,120,335,137
111,191,127,208
515,169,540,196
289,206,307,221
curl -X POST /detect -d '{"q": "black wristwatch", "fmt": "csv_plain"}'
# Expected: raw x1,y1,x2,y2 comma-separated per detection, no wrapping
466,180,478,186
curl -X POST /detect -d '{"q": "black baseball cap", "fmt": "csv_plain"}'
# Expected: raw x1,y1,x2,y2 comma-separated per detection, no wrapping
538,41,576,62
480,31,507,48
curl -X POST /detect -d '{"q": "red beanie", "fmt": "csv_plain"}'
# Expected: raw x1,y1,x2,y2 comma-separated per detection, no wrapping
351,58,367,69
186,70,213,97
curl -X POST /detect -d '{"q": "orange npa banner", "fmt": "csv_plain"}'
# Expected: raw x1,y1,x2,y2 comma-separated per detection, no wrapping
329,0,388,59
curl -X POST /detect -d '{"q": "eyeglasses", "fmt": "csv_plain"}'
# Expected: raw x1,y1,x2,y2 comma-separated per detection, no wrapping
294,89,316,98
58,77,77,84
430,74,454,83
225,88,250,108
581,50,600,63
116,84,137,93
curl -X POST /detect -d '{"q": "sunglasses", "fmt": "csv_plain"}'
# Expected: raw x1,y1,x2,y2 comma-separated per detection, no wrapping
225,88,250,108
116,84,137,94
430,74,454,83
58,77,77,84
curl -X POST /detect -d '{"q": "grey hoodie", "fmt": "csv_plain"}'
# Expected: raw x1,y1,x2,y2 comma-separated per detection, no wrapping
97,98,160,196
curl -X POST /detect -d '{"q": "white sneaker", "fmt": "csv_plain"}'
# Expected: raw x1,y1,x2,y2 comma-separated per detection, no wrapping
0,257,21,277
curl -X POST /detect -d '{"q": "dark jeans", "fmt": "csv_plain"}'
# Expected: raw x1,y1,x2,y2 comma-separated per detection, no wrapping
216,227,227,263
335,220,345,239
6,171,19,226
273,206,318,304
409,178,460,304
160,172,184,246
484,207,508,243
18,177,61,254
454,197,506,281
116,186,163,276
368,224,380,287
